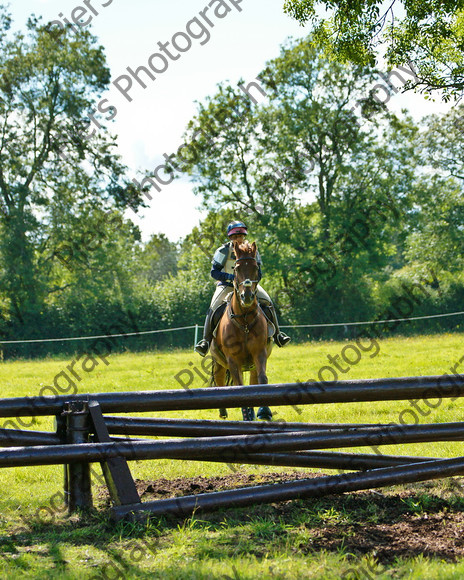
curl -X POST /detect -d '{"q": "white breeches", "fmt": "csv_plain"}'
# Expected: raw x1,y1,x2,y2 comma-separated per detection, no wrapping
210,284,271,311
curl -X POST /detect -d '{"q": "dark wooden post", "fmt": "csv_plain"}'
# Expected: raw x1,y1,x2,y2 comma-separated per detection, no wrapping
88,401,140,507
63,401,93,513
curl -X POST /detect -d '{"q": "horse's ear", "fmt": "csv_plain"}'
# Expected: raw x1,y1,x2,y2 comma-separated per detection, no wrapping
233,240,241,255
251,241,257,254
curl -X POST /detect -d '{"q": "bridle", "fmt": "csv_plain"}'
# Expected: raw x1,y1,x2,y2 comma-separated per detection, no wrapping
227,253,262,336
233,256,260,300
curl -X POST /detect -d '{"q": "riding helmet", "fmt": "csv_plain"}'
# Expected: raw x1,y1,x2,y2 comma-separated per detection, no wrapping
227,221,248,236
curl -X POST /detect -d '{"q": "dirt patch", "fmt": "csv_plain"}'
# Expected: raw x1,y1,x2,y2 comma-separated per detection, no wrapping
98,472,464,563
306,506,464,563
135,471,315,498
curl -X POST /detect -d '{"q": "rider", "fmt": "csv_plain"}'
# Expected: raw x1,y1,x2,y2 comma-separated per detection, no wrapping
194,220,291,357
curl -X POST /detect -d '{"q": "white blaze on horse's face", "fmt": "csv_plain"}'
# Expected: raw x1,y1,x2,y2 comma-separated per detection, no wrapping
233,241,259,308
234,263,258,308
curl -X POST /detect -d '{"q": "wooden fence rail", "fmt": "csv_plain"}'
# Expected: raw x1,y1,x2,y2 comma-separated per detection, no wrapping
0,373,462,520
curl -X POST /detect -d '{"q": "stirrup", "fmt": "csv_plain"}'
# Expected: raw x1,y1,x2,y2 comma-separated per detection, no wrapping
194,339,209,357
275,332,291,347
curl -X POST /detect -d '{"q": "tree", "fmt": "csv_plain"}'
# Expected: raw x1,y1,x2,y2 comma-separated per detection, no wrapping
283,0,464,98
404,178,464,274
178,38,390,234
175,37,421,326
421,104,464,180
0,9,143,326
257,39,392,240
403,106,464,275
178,82,281,216
136,234,178,285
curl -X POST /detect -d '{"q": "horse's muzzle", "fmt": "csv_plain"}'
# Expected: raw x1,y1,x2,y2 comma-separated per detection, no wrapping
240,282,256,307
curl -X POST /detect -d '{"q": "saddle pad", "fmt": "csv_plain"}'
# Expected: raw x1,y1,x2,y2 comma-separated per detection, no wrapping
267,320,276,338
212,302,227,339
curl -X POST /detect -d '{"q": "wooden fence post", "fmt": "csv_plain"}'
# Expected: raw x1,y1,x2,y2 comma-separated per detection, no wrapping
63,401,93,513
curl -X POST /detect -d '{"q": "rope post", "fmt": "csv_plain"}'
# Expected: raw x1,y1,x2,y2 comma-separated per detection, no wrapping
194,324,199,348
63,401,92,513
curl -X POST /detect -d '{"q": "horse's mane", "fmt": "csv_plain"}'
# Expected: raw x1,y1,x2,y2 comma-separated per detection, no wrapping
235,240,256,258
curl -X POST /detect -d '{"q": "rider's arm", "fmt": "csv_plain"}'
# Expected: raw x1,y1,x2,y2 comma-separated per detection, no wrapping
211,244,234,283
211,262,234,283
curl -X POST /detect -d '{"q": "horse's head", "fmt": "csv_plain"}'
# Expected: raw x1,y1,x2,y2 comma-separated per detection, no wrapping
232,240,259,308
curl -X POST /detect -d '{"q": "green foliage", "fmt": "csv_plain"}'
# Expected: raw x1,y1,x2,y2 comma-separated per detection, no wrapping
2,16,464,359
136,234,178,285
152,271,210,332
421,104,464,180
283,0,464,98
0,8,145,337
404,181,464,274
179,209,236,268
175,36,428,333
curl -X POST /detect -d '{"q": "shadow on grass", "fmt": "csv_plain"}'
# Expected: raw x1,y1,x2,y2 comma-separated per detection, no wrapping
2,479,464,577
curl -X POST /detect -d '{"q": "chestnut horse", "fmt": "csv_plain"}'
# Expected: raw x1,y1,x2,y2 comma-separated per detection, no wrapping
210,240,273,421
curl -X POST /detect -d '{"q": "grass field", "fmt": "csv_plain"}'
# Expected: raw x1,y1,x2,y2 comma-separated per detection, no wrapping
0,333,464,578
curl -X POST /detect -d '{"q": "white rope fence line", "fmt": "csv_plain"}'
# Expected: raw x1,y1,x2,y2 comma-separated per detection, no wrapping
0,310,463,345
0,325,198,345
281,310,464,329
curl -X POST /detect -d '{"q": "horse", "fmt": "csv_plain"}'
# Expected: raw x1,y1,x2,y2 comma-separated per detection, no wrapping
210,240,273,421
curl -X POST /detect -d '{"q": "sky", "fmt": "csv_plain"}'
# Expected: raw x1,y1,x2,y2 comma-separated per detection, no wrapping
9,0,452,242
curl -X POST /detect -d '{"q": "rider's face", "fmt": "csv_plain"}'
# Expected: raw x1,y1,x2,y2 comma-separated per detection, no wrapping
229,233,246,244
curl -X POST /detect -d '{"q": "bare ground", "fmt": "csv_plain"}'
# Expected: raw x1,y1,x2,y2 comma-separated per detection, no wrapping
96,472,464,564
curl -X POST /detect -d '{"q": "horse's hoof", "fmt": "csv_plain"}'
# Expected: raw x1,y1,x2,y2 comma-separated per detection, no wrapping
219,408,228,419
257,406,272,421
241,407,255,421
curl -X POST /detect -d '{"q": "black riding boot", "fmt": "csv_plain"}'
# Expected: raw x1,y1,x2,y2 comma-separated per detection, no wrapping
194,308,214,357
263,304,291,347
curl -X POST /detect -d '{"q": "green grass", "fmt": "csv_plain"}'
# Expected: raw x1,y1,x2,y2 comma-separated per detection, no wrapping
0,333,463,578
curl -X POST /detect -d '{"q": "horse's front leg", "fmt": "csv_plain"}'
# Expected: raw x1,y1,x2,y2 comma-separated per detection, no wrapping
228,359,255,421
253,351,268,385
252,353,272,421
